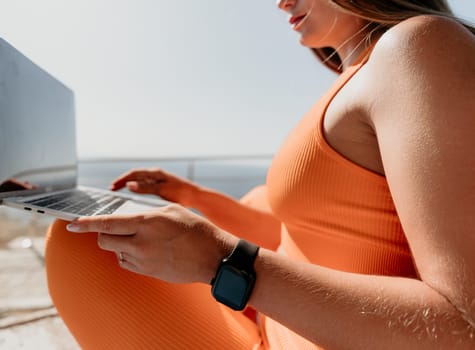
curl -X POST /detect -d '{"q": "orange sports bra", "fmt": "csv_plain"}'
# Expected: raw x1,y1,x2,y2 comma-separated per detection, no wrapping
266,50,417,278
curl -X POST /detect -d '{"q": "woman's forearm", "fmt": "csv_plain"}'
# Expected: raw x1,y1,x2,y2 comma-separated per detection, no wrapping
250,249,474,350
192,187,281,250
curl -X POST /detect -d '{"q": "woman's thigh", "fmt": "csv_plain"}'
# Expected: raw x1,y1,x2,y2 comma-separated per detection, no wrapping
45,220,263,350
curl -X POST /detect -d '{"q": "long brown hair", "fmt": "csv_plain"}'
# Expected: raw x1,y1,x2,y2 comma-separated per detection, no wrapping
314,0,475,73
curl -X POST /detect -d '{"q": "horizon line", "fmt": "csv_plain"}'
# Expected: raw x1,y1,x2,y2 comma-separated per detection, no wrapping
79,154,274,163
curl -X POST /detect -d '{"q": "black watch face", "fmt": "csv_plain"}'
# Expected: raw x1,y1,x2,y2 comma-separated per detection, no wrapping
212,265,254,311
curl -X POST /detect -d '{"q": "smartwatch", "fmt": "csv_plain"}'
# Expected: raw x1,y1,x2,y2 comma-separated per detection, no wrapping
211,239,259,311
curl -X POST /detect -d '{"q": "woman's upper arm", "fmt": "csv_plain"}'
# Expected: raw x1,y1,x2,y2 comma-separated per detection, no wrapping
369,16,475,325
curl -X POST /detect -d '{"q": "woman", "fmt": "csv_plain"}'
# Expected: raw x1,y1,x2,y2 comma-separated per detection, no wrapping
46,0,475,349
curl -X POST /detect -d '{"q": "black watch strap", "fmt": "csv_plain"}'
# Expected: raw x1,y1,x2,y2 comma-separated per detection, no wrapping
225,239,259,271
211,239,260,310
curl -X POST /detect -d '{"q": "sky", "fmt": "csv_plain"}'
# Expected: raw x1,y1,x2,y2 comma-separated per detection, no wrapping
1,1,474,159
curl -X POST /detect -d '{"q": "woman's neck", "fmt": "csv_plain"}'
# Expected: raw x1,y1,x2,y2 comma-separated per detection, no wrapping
334,23,382,71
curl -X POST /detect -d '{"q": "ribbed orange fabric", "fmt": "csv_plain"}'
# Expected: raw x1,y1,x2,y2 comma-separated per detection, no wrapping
263,50,417,349
45,220,264,350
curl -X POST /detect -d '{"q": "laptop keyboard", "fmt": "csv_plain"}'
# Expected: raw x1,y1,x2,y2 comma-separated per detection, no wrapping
25,189,127,216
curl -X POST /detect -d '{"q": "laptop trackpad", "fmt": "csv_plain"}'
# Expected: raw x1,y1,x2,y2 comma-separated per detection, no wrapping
113,201,156,215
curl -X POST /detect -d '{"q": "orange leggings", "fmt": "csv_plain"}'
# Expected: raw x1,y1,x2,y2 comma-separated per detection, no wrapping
45,220,264,349
44,187,274,350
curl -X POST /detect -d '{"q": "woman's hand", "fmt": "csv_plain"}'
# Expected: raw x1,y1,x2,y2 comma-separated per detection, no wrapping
67,204,238,284
110,168,201,208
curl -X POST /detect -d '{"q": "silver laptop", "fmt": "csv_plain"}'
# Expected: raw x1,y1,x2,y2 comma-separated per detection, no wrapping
0,38,168,221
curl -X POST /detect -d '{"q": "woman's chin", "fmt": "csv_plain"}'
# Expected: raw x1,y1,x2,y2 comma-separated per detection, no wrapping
298,35,320,48
299,36,310,47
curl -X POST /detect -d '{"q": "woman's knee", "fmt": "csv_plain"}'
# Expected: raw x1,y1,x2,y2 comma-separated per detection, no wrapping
44,219,109,300
45,219,100,270
239,185,271,211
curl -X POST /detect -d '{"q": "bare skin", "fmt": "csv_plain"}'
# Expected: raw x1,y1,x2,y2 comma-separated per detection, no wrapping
67,1,475,348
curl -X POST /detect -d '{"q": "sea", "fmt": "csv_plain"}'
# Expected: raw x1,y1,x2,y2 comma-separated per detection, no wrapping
78,157,271,200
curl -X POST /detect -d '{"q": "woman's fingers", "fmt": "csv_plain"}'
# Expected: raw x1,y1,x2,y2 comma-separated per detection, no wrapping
126,180,164,195
110,169,164,191
115,251,142,272
113,248,142,266
117,251,141,266
98,233,135,252
66,214,142,235
109,170,140,190
109,170,147,190
118,259,141,274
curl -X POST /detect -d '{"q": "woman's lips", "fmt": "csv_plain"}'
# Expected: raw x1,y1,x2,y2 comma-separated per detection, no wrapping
289,14,307,29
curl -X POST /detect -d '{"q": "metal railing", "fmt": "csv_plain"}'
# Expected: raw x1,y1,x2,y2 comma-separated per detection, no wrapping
78,154,273,199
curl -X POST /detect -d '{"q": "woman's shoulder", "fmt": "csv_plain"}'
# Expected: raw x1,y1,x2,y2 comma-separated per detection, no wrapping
359,14,474,126
385,14,472,38
370,15,475,69
363,15,475,103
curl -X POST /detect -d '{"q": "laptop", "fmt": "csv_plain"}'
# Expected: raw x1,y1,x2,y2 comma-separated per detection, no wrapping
0,37,169,221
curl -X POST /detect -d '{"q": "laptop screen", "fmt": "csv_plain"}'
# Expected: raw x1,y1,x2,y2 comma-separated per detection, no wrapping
0,38,77,199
